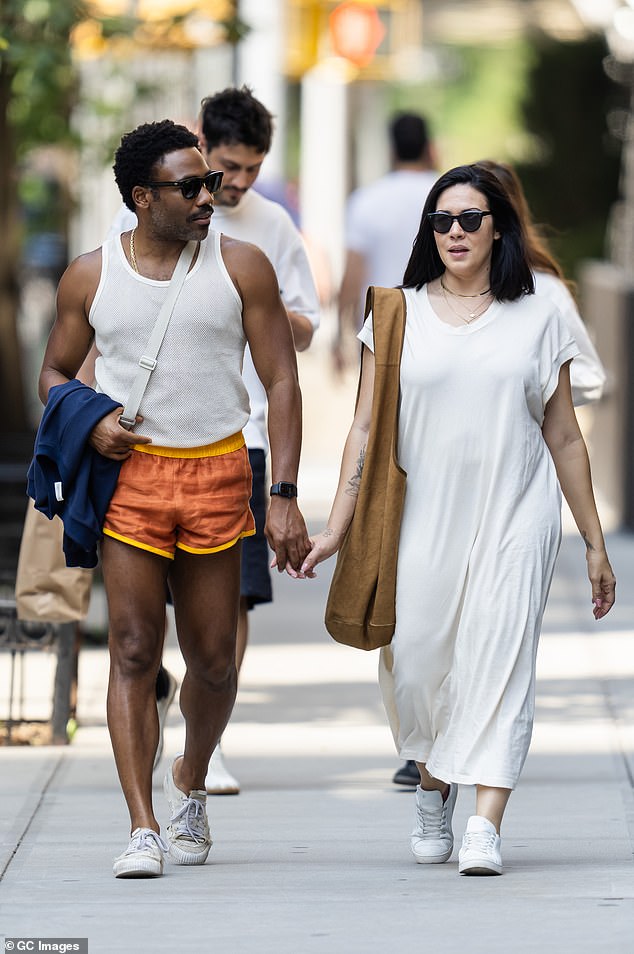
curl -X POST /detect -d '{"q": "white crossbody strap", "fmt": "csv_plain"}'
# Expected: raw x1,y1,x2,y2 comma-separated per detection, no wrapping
120,240,197,429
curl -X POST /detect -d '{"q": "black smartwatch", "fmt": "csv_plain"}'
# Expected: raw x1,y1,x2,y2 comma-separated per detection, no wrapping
270,481,298,499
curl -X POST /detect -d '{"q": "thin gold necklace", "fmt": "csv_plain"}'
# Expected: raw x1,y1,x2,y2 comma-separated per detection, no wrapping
440,280,493,324
440,278,490,298
129,228,139,273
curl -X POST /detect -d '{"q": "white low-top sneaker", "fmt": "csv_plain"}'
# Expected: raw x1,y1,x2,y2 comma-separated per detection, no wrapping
164,758,212,865
113,827,168,879
411,784,457,864
205,746,240,795
458,815,503,875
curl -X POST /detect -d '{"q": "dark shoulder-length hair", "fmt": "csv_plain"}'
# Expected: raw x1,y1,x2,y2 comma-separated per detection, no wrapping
402,163,534,301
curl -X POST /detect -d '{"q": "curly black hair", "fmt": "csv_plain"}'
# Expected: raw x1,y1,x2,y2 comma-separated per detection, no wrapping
200,86,273,154
113,120,200,211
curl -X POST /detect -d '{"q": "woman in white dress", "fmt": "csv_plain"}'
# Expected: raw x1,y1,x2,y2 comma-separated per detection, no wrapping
300,164,615,876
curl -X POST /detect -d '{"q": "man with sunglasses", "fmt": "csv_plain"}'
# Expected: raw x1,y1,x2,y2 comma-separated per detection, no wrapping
38,119,311,878
112,87,320,796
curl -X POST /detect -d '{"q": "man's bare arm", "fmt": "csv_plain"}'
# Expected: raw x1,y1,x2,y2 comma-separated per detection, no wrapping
287,310,314,351
39,250,102,403
39,247,151,460
333,249,366,370
222,236,310,573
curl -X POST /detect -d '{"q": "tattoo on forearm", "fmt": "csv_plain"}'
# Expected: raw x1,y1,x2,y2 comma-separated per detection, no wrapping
345,445,366,497
323,528,335,539
582,531,595,551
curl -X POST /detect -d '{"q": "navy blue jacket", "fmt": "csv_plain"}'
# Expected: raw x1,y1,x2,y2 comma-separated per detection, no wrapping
27,380,122,568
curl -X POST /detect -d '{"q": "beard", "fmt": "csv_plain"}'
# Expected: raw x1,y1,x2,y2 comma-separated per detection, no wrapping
148,203,213,241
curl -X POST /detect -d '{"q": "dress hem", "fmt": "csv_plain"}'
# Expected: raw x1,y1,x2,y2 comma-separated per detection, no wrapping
398,750,519,789
424,758,518,790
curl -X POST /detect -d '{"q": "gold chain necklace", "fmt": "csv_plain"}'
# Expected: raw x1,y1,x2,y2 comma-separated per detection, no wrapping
440,278,490,299
440,280,493,324
129,227,139,273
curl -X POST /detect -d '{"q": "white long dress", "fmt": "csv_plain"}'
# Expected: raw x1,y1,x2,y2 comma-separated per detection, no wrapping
359,286,579,789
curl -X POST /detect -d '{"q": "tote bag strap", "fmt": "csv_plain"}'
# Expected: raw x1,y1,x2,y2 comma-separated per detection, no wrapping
364,285,406,371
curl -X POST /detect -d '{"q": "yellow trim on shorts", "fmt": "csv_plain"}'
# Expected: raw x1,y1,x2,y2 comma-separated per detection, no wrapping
102,528,174,560
102,526,255,558
132,432,245,458
176,527,256,555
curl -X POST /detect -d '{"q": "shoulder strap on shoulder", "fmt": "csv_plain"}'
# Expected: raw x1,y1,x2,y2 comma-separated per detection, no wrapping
364,286,405,366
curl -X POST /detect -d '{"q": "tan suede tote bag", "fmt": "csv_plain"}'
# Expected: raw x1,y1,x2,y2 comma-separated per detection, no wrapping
325,286,406,650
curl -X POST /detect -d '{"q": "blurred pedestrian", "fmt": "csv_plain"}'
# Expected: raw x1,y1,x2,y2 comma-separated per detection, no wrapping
333,111,437,374
478,158,605,406
301,163,615,875
111,88,320,795
37,119,310,878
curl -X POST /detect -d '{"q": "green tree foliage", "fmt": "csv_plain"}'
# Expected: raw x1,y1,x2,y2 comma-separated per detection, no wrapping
515,32,626,280
0,1,248,431
0,1,93,430
1,0,87,154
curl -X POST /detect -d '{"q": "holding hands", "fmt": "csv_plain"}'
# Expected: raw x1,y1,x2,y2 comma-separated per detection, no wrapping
299,527,344,577
270,525,344,579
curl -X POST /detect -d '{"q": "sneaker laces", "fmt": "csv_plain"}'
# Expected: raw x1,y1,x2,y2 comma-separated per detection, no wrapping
125,828,168,856
462,829,497,853
415,798,450,839
170,796,208,843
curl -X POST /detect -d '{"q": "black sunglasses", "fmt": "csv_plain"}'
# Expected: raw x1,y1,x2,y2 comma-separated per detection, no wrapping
144,170,224,200
428,210,492,234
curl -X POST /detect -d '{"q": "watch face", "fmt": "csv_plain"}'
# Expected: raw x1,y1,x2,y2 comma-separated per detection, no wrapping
272,481,297,498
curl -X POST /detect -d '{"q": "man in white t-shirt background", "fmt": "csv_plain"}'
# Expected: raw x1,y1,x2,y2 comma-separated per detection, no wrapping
198,88,319,794
333,112,438,373
111,87,320,795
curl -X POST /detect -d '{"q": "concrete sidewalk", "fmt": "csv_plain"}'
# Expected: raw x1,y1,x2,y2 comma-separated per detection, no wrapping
0,532,633,954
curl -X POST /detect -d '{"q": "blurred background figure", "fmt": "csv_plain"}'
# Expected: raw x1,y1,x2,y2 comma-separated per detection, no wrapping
478,159,606,407
333,112,438,373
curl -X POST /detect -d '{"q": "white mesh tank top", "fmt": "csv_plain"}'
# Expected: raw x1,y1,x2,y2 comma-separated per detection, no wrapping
89,231,250,447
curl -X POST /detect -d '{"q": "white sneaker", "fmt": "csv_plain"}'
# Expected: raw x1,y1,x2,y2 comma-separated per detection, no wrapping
164,758,212,865
153,669,178,772
458,815,503,875
205,746,240,795
113,827,168,879
411,785,457,864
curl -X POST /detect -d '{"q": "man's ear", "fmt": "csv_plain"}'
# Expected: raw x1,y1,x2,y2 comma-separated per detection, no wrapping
131,184,151,209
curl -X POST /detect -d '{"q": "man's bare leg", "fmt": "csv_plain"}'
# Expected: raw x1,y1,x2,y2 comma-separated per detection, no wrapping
168,542,242,795
235,597,249,672
102,538,170,834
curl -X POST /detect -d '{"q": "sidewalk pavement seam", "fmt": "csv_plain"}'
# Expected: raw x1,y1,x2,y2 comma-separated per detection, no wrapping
0,751,66,882
601,678,634,789
601,678,634,861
